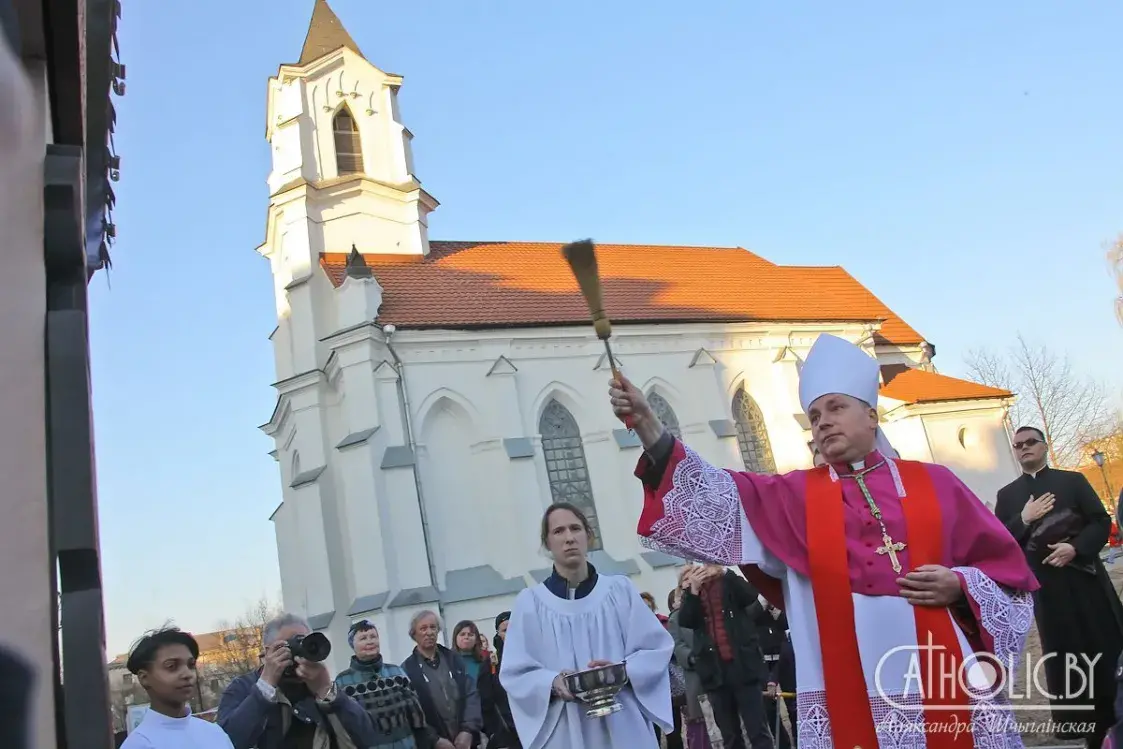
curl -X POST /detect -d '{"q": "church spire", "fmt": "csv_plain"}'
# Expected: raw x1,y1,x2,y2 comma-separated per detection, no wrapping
298,0,364,65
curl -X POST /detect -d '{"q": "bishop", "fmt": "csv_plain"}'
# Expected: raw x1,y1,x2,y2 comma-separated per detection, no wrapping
609,334,1040,749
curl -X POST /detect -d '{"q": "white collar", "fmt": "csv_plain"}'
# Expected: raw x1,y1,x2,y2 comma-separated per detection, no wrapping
140,706,193,731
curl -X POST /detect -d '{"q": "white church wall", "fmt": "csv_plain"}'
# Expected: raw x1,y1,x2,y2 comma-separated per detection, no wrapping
335,443,390,604
375,327,825,593
881,414,935,463
416,397,491,584
921,407,1018,508
272,503,305,622
275,485,334,619
381,466,434,591
314,180,430,258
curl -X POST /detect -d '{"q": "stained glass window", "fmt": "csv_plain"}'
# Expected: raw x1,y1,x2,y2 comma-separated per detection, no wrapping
539,399,602,550
647,391,682,439
733,386,776,474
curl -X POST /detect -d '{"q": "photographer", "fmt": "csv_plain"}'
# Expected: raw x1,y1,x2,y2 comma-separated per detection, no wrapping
217,613,379,749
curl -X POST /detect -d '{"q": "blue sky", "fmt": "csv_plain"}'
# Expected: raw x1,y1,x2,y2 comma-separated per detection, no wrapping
93,0,1123,655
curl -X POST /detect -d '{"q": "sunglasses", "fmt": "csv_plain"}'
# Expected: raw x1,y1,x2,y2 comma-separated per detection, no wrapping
1012,438,1043,450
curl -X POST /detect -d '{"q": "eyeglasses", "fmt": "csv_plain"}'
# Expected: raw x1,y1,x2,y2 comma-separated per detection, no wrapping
1013,438,1044,450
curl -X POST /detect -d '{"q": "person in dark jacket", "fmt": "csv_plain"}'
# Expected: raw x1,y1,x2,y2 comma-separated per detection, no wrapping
451,620,519,748
493,611,510,667
217,613,380,749
749,595,797,749
401,611,483,749
667,583,712,749
334,619,430,749
679,566,773,749
488,613,520,748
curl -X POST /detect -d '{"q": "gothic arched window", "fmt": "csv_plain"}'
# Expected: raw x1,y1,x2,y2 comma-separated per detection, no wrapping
539,399,602,550
733,385,776,474
647,391,681,439
333,107,364,175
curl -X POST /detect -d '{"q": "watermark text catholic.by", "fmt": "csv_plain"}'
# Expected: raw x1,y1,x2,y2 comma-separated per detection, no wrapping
874,634,1103,710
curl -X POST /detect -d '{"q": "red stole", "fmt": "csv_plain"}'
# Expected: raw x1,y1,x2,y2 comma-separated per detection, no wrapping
805,461,973,749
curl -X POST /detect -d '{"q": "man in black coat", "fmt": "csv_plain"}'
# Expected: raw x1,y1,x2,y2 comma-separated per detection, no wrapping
679,565,773,749
996,425,1123,749
750,595,796,749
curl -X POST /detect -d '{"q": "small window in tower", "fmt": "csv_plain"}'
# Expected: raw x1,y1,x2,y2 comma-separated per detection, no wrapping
333,108,364,175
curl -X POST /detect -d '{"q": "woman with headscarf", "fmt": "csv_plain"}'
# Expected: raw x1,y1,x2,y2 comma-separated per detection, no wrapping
334,620,430,749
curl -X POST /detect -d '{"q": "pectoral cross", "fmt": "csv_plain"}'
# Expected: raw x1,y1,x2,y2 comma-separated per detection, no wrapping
876,532,907,573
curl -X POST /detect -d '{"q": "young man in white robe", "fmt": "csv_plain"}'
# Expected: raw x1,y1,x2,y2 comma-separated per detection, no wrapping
609,334,1040,749
499,502,675,749
121,627,235,749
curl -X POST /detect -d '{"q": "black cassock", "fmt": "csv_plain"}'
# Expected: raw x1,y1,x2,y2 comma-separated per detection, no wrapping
996,466,1123,743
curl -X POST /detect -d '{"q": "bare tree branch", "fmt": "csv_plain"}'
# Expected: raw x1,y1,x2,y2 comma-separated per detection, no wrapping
964,335,1111,468
204,595,282,683
1108,234,1123,326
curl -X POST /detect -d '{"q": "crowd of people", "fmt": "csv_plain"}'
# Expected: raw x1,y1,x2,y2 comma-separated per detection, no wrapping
115,333,1123,749
116,504,802,749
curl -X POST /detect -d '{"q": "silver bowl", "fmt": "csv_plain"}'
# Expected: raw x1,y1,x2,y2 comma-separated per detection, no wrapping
563,662,629,718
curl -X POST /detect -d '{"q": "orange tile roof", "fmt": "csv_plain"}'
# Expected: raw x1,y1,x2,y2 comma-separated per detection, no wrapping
880,367,1012,404
320,241,924,345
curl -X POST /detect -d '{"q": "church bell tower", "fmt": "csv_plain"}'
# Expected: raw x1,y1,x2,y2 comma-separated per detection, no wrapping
257,0,438,376
259,0,438,306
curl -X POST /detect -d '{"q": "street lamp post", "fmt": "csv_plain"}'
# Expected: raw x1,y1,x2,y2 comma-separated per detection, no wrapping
1092,450,1116,514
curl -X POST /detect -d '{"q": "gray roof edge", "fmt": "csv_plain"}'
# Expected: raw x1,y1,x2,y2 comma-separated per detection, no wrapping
347,590,390,615
381,445,416,469
502,437,535,459
336,425,380,450
640,551,685,569
612,429,642,449
387,586,441,609
439,565,527,605
291,465,327,488
709,419,738,439
307,611,335,630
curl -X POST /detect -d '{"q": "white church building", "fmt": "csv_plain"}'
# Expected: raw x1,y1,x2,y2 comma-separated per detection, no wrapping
259,0,1019,668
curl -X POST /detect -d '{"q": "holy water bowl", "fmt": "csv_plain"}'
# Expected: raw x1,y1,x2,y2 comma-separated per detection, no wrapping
563,662,629,718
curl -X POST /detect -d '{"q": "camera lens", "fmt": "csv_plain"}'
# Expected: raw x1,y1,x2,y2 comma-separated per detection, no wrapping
299,632,332,662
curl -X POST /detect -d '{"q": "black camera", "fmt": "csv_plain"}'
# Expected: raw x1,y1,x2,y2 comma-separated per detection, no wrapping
282,632,331,679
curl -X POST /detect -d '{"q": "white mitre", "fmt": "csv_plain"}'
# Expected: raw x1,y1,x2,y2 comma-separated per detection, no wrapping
798,333,899,459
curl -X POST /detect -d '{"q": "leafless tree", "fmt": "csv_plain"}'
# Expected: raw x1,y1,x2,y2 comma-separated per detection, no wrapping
1108,234,1123,325
206,595,282,681
965,334,1112,468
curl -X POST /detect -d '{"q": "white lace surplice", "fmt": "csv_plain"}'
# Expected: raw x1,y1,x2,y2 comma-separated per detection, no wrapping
640,444,1036,749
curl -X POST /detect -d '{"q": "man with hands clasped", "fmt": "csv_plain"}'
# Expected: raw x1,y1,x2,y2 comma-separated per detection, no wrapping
997,426,1123,749
217,613,381,749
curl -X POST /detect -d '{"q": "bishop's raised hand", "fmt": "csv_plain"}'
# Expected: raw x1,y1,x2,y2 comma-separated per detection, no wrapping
608,374,664,448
